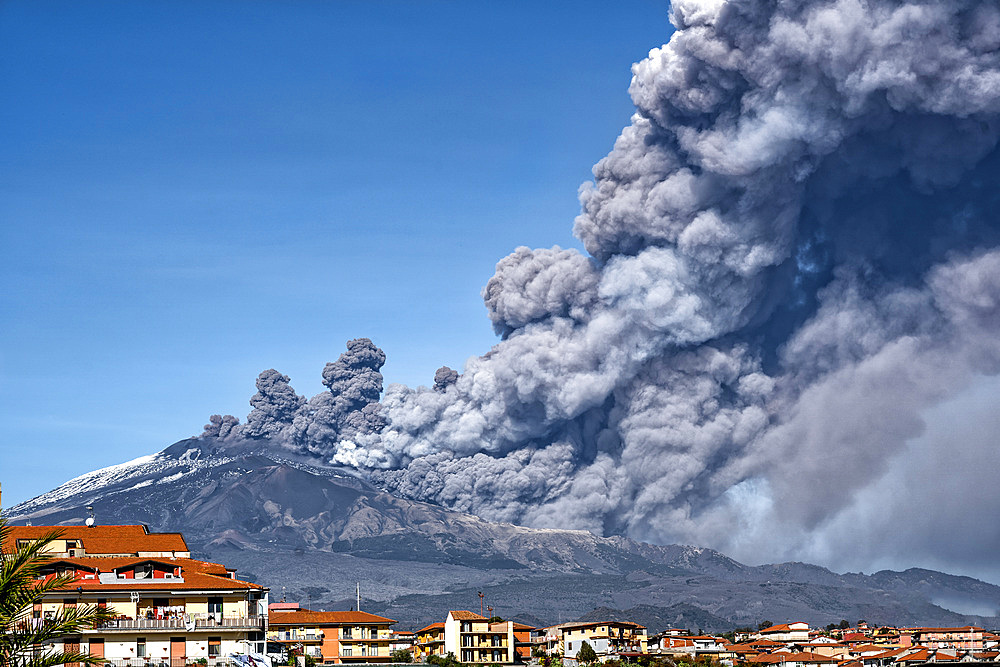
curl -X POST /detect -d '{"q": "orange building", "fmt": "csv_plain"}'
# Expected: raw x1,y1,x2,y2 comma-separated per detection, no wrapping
267,605,396,664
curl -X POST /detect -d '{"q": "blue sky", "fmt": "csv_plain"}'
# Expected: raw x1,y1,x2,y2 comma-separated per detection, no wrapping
0,1,671,507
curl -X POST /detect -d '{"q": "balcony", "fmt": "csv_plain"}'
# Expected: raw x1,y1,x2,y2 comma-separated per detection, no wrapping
93,615,265,632
270,631,323,643
90,659,251,667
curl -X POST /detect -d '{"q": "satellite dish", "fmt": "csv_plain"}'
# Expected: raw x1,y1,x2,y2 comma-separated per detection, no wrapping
85,517,95,527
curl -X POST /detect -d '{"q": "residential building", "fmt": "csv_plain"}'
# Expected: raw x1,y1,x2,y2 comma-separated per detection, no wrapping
266,604,396,664
443,611,516,664
511,622,536,662
4,524,267,667
390,630,415,654
900,627,988,651
755,623,811,644
546,620,648,663
414,622,446,661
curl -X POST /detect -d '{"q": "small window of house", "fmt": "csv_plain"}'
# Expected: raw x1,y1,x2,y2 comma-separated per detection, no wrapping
137,638,146,658
209,638,221,657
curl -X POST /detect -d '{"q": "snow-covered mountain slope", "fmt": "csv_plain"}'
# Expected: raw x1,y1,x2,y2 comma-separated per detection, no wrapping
9,436,1000,631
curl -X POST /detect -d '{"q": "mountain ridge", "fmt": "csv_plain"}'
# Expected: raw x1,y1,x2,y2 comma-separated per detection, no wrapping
7,437,1000,631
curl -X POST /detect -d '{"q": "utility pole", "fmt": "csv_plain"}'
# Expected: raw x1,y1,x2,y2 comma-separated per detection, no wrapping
357,582,361,612
478,591,484,618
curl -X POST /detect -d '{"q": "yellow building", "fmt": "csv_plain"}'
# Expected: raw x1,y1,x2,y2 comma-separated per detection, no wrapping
5,524,268,666
267,604,396,664
414,622,446,660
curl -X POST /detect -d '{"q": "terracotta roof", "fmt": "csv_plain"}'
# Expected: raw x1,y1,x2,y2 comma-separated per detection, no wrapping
762,624,809,634
749,652,837,664
4,525,188,555
268,610,396,626
511,622,535,630
905,626,983,633
33,556,260,591
449,610,487,620
867,648,907,660
417,622,446,633
895,649,961,663
554,620,646,631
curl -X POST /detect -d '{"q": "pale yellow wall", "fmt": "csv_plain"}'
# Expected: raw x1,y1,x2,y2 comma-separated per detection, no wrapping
187,598,209,615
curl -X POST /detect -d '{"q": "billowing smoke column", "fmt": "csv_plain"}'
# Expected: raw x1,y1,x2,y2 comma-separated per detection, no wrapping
206,338,387,457
207,0,1000,575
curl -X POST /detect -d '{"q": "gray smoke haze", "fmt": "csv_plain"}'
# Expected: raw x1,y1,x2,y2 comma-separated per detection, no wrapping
207,0,1000,579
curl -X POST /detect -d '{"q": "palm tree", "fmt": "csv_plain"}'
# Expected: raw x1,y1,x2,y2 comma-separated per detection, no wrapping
0,517,115,667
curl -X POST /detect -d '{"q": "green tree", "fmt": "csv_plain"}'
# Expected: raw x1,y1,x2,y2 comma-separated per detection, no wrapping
757,621,773,631
577,641,598,664
391,648,413,663
0,518,115,666
428,652,461,667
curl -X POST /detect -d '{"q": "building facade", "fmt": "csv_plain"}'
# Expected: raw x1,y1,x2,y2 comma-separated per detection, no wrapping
266,605,396,664
546,620,648,663
443,611,516,664
4,524,268,667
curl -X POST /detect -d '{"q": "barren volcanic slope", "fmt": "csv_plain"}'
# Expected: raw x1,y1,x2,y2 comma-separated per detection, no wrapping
8,438,1000,631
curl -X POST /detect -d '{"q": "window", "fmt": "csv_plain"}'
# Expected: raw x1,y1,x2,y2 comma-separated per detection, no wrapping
343,627,353,639
137,638,146,658
209,638,221,657
342,648,352,657
208,597,223,618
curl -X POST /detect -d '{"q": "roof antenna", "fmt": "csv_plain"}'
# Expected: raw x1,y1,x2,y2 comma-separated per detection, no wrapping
357,582,361,612
85,505,95,528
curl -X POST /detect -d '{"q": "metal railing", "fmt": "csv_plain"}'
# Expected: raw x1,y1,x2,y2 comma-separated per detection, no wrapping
90,659,250,667
94,616,264,631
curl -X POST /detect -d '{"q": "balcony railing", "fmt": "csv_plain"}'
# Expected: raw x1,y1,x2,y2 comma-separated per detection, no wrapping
93,615,264,632
90,659,250,667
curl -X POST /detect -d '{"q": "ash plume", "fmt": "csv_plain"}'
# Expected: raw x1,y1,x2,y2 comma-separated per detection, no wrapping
206,0,1000,578
432,366,459,393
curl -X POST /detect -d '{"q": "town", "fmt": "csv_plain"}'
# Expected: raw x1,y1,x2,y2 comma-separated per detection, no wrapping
3,523,999,667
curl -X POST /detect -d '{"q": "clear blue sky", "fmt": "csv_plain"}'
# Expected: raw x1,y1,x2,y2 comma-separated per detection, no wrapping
0,1,671,507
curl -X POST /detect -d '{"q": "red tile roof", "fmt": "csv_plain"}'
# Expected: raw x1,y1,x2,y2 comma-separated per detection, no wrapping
449,611,487,620
35,556,260,591
268,610,396,626
4,525,188,555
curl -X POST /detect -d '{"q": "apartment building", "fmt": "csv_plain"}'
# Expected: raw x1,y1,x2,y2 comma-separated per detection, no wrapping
756,623,811,644
5,524,268,666
413,622,446,660
899,627,990,651
266,604,396,664
443,611,516,664
546,620,648,663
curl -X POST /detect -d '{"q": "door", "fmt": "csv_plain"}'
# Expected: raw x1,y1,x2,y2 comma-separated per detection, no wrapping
64,637,80,667
170,637,186,667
